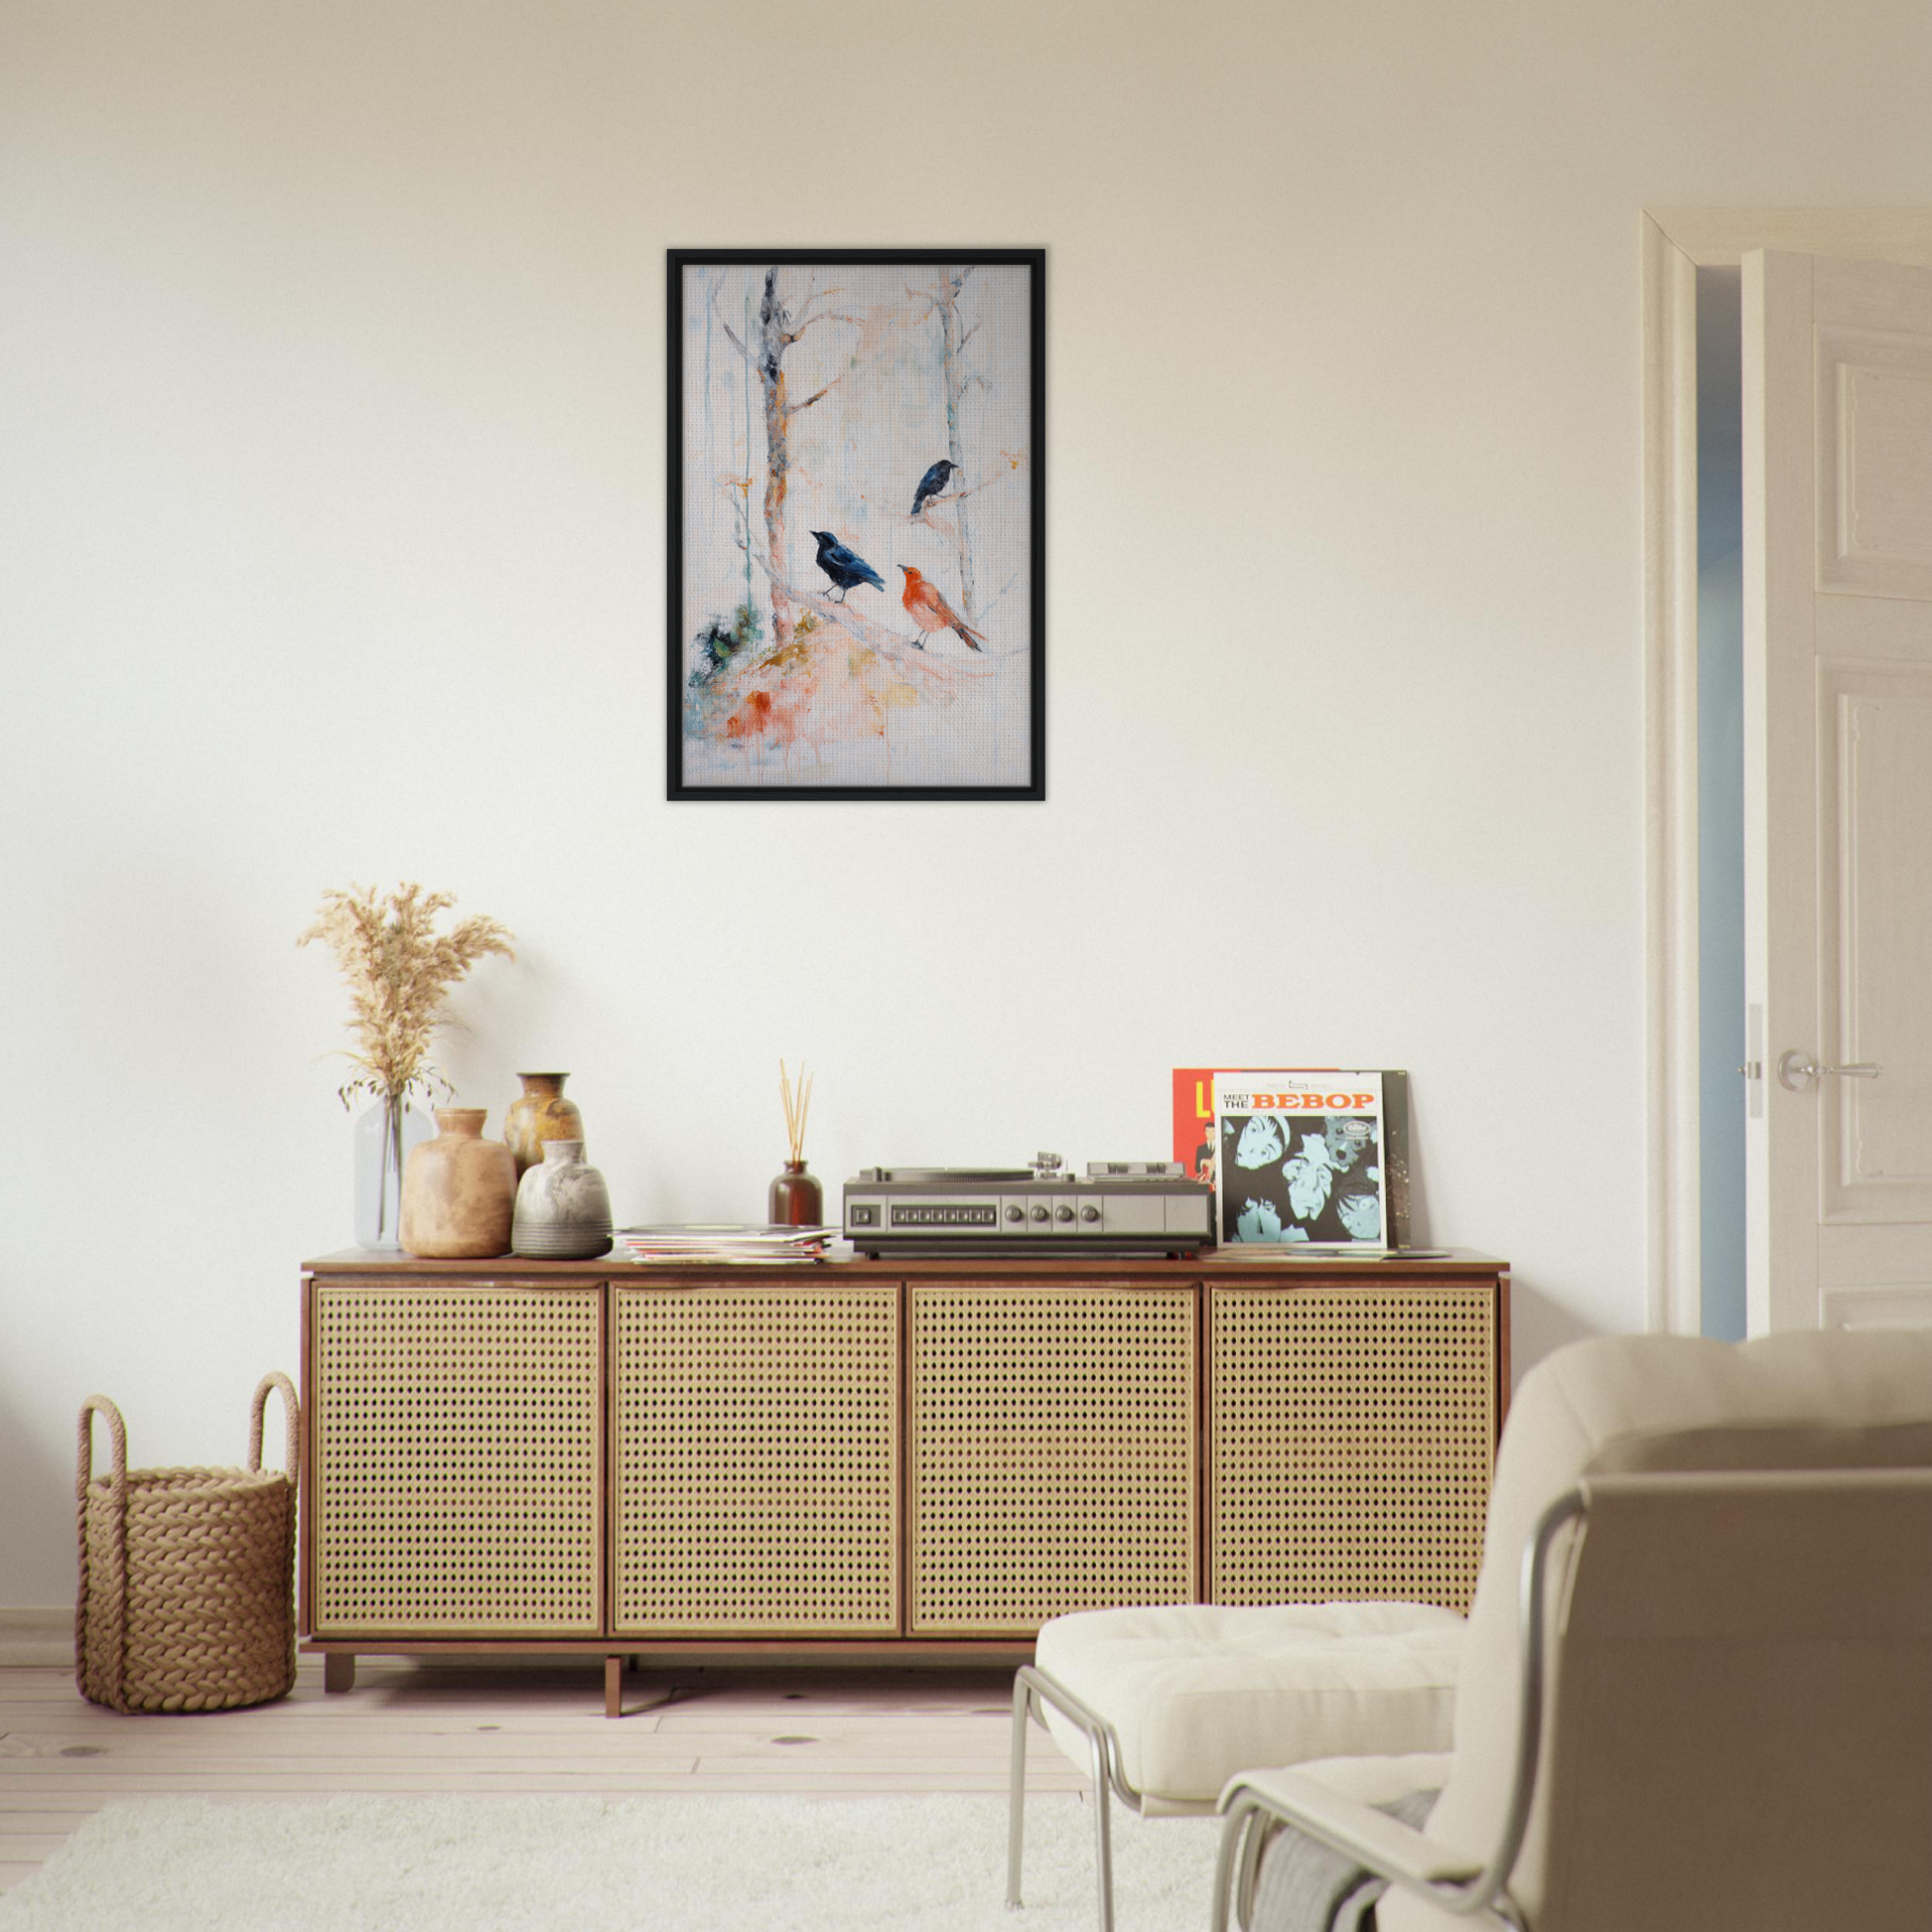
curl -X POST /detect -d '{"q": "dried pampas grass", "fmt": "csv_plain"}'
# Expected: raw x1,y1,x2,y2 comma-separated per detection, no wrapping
299,883,515,1107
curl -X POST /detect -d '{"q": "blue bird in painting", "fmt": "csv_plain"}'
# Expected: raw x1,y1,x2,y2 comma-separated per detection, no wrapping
909,459,959,517
809,530,886,603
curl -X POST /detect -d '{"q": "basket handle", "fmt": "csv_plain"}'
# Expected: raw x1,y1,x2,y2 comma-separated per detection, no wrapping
248,1371,301,1481
74,1395,131,1707
76,1395,127,1504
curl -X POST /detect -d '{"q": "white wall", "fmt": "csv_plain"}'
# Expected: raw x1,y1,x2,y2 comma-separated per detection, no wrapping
4,0,1928,1604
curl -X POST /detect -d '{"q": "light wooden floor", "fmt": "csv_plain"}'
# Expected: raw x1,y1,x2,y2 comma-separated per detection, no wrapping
0,1656,1085,1892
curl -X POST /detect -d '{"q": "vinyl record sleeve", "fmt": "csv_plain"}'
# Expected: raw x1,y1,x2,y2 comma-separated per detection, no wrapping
1172,1067,1411,1248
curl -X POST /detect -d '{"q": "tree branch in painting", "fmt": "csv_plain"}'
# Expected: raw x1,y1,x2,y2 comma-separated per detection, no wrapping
784,306,864,346
785,374,847,416
973,569,1022,626
907,465,1020,522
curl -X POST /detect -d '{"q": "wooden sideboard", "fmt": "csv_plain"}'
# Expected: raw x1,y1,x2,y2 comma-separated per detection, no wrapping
300,1250,1509,1714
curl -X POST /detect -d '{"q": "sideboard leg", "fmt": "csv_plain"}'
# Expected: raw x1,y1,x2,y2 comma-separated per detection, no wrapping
323,1652,355,1695
605,1654,622,1719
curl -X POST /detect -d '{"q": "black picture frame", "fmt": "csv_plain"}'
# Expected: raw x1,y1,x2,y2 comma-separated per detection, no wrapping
667,248,1045,801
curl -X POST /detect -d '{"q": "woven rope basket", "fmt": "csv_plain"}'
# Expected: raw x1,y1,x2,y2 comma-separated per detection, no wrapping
75,1373,300,1714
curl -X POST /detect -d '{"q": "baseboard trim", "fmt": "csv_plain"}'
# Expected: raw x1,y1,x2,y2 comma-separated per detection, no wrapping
0,1606,71,1667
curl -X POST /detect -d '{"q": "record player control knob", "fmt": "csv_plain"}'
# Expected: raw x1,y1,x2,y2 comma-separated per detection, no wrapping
1081,1205,1101,1223
1030,1205,1050,1223
1005,1204,1025,1222
1034,1153,1063,1173
1055,1204,1075,1223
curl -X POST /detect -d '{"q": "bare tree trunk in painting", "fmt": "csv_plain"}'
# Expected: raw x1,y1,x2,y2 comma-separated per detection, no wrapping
742,290,757,619
935,266,978,620
755,272,795,649
715,268,858,657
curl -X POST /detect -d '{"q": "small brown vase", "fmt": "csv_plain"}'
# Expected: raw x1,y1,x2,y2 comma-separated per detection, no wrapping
400,1109,515,1258
767,1160,824,1227
503,1073,586,1178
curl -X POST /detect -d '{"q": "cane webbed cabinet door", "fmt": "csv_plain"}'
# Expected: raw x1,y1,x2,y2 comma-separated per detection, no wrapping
611,1281,900,1635
907,1280,1198,1634
310,1281,604,1636
1208,1281,1495,1612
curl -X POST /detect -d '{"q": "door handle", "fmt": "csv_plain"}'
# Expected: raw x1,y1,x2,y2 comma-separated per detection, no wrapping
1776,1050,1882,1091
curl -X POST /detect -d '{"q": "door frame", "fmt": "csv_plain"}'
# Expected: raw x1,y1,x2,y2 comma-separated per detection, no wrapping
1641,209,1932,1334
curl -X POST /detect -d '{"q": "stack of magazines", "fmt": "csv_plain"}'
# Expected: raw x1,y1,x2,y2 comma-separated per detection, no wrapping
614,1224,838,1265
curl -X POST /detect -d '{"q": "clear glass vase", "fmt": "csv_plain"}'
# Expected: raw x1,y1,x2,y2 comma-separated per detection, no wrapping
352,1095,432,1250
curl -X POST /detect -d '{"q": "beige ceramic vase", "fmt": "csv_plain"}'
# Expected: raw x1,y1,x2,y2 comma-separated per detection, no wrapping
400,1109,515,1258
503,1072,586,1178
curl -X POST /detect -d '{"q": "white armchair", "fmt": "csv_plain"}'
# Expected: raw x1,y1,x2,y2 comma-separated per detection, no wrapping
1212,1328,1932,1932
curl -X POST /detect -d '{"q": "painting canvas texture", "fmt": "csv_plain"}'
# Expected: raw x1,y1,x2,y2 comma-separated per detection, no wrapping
672,256,1040,796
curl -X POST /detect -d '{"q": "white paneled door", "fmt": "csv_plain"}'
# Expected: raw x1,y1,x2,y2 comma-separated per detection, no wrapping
1745,250,1932,1331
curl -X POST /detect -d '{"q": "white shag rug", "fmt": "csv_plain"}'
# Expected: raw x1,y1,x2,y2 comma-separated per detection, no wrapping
0,1793,1222,1931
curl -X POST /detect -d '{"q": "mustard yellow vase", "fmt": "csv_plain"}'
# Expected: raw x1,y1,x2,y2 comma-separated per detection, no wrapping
503,1072,586,1179
399,1109,515,1258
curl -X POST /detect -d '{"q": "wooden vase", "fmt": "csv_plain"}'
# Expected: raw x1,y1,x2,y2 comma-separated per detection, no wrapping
503,1072,586,1178
400,1109,515,1258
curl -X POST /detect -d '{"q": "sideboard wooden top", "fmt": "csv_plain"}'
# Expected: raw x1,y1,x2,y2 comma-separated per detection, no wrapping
305,1247,1507,1281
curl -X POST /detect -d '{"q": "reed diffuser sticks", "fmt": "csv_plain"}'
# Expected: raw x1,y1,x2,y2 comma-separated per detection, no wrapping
779,1058,813,1165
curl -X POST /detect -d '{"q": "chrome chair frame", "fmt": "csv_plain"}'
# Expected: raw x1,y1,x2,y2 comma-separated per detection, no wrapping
1007,1662,1171,1932
1208,1489,1587,1932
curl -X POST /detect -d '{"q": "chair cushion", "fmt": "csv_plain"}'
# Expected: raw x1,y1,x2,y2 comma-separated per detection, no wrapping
1240,1749,1452,1813
1033,1601,1465,1811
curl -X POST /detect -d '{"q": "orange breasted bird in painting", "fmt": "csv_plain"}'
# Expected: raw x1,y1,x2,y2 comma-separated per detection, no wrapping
898,564,985,651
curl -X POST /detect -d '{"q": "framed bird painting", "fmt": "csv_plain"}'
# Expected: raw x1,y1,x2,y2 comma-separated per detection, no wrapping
667,248,1045,800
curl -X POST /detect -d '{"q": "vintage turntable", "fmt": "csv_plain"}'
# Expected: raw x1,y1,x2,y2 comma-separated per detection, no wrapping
843,1153,1212,1258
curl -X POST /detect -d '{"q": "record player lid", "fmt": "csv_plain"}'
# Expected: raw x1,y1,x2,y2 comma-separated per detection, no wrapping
865,1166,1034,1182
